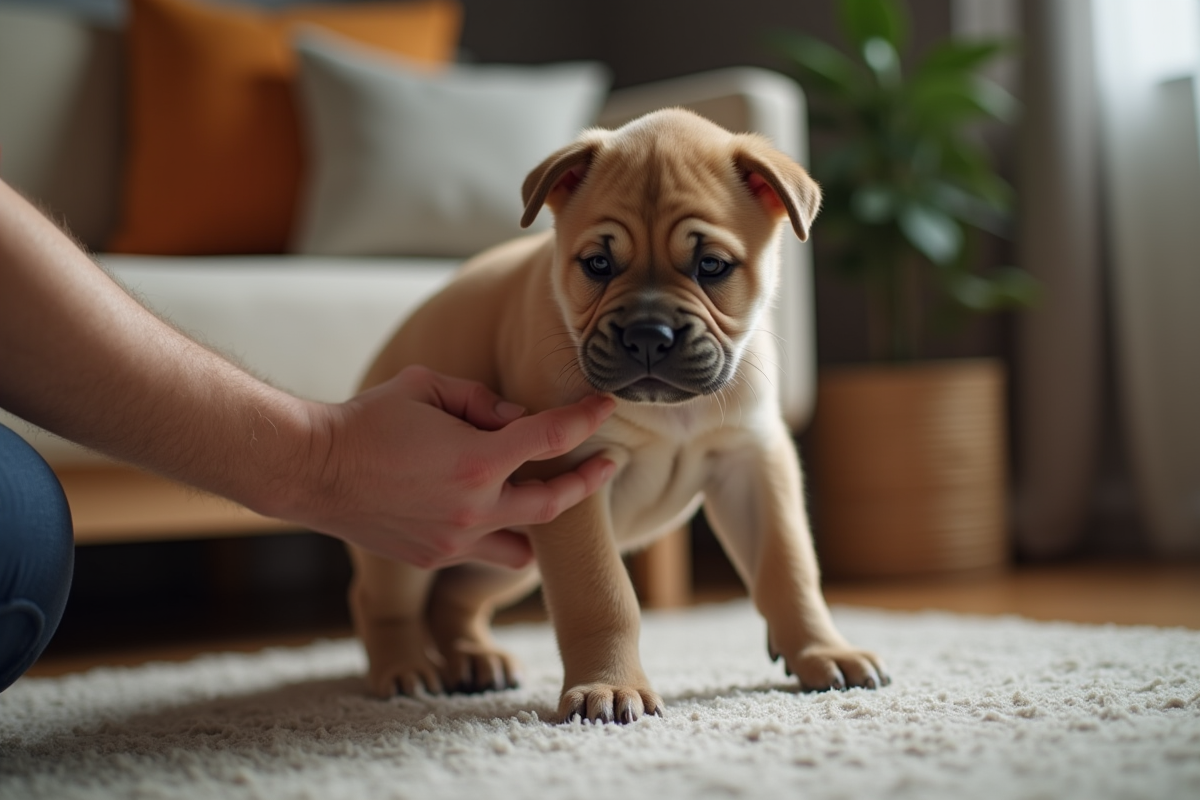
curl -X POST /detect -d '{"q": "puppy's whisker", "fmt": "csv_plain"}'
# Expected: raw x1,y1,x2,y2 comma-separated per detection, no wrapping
737,376,753,416
566,373,591,395
535,337,577,354
555,361,583,385
541,344,582,364
533,329,577,352
740,350,776,390
742,361,771,393
533,331,575,349
554,360,590,394
541,342,583,367
748,325,787,348
712,386,727,426
744,346,781,374
534,327,574,342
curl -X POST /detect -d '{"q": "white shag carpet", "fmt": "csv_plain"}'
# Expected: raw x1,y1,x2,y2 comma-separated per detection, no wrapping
2,600,1199,800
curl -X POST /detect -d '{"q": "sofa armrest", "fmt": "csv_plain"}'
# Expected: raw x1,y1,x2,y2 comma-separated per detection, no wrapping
599,69,816,430
0,5,124,251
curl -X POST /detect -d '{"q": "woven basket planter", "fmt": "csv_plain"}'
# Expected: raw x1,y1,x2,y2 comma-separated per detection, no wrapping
810,359,1009,578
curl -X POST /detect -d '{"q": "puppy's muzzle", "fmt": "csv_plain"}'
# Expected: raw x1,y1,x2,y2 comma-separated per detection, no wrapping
581,312,731,404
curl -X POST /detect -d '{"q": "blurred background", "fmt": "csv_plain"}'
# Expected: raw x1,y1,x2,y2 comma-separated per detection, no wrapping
2,0,1197,667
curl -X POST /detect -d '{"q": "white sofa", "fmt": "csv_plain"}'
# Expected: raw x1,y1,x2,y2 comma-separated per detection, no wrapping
0,3,815,555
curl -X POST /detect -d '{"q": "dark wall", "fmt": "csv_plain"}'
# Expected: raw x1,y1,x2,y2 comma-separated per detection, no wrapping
456,0,953,89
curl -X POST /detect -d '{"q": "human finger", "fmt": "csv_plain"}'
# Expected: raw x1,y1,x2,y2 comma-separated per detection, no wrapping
495,454,616,527
459,529,536,569
420,369,526,431
485,395,616,468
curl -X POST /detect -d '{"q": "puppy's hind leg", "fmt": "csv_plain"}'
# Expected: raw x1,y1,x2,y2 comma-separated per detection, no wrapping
428,563,541,693
348,546,443,698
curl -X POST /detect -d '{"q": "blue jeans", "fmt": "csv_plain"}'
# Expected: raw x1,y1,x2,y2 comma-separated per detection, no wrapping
0,423,73,693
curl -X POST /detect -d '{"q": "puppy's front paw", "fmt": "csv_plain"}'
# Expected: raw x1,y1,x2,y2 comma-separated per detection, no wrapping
356,618,446,698
559,683,664,724
365,650,446,698
440,640,523,694
772,642,891,692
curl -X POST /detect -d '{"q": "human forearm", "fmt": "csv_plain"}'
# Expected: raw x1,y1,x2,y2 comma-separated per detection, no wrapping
0,180,316,515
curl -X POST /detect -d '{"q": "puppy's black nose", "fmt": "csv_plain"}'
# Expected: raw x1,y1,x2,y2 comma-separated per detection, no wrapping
621,322,675,367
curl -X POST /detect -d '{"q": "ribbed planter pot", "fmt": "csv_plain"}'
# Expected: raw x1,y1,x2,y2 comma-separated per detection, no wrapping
810,359,1009,578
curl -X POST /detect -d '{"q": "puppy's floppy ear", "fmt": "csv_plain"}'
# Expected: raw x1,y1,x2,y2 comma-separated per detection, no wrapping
734,137,822,242
521,135,603,228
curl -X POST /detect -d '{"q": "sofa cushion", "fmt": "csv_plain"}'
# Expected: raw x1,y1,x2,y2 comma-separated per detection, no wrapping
291,30,609,258
108,0,462,256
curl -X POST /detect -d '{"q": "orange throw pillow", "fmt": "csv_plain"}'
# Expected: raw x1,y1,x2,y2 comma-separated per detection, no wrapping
110,0,462,255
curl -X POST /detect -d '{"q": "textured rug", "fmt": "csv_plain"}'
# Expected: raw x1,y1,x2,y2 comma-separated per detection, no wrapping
2,600,1199,800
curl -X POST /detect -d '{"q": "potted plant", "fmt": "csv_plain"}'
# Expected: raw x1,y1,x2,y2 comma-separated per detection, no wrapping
773,0,1037,577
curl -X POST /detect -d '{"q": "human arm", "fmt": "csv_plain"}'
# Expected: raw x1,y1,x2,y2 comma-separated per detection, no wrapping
0,178,614,568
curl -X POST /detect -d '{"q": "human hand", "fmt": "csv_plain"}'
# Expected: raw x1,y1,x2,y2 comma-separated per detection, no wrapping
294,365,616,569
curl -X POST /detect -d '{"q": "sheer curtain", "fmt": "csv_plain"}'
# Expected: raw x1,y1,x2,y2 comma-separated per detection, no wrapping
1014,0,1200,557
1093,0,1200,555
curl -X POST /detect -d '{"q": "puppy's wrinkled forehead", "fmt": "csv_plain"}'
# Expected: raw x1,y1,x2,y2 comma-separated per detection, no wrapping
520,107,820,243
580,113,738,223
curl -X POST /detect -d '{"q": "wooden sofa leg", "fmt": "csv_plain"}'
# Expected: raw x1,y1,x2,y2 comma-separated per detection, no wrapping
630,523,692,609
55,465,293,545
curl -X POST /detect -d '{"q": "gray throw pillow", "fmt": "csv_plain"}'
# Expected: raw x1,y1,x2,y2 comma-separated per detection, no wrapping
291,30,610,257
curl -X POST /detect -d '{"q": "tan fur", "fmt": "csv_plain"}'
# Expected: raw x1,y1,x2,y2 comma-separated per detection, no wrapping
349,108,887,722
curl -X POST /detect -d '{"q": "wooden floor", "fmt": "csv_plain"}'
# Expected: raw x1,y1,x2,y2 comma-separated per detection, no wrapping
819,560,1200,629
25,559,1199,680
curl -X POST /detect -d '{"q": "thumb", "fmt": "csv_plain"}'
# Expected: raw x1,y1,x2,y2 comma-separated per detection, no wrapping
484,394,616,469
459,529,536,569
423,370,527,431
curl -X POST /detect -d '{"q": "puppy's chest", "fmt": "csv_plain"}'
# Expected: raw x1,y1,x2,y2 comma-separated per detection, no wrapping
597,413,742,549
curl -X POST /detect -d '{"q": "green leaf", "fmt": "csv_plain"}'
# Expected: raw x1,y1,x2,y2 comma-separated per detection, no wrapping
930,181,1012,236
972,76,1019,122
938,139,1013,209
949,274,994,311
768,31,866,98
817,141,872,182
862,37,902,86
949,268,1040,312
851,185,898,223
898,202,962,265
917,38,1014,80
991,268,1041,308
907,74,1016,127
838,0,908,53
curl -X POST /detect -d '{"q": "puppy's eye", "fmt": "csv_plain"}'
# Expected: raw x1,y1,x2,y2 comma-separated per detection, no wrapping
582,254,614,278
697,256,732,279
